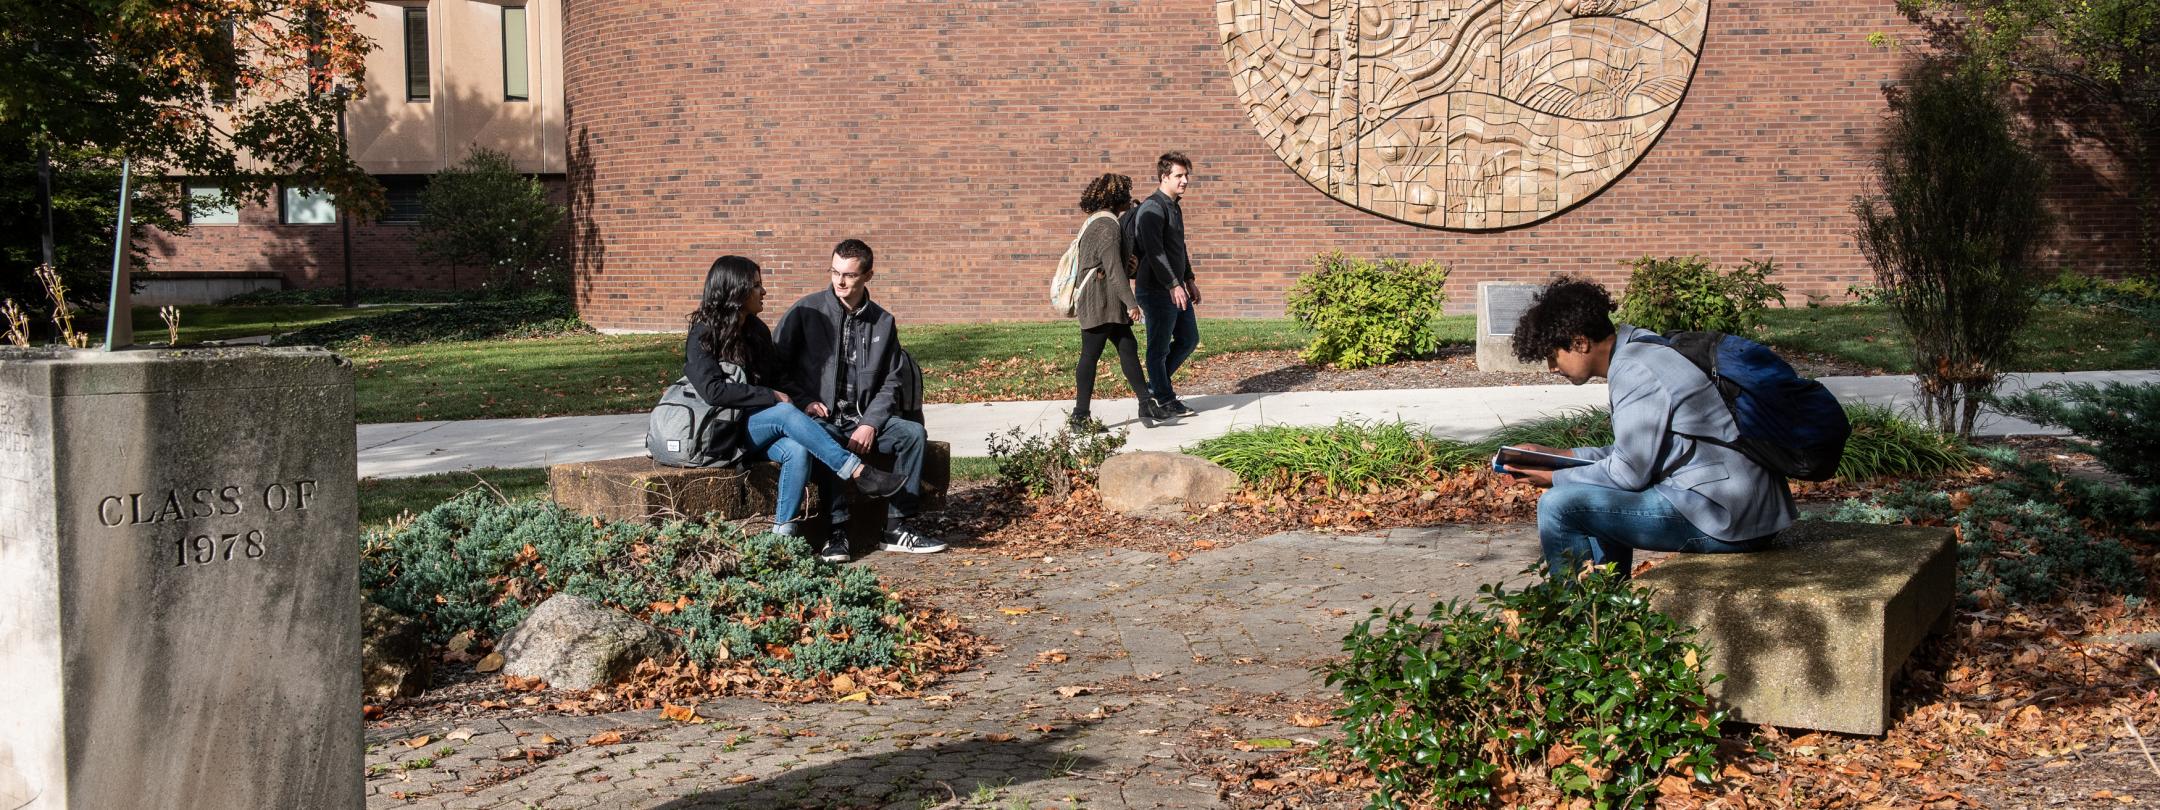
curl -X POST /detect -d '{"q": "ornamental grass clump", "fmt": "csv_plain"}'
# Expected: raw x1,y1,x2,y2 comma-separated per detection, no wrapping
1188,420,1483,495
361,491,911,679
1286,252,1451,369
1325,565,1724,809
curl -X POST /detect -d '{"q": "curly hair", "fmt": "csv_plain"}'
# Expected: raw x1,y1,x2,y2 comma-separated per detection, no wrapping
1510,276,1617,363
1079,173,1134,214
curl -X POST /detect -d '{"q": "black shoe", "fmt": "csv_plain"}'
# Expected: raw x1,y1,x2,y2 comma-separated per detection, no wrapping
880,525,948,554
818,536,850,563
1140,398,1174,425
1163,399,1198,418
1066,411,1095,431
852,465,908,498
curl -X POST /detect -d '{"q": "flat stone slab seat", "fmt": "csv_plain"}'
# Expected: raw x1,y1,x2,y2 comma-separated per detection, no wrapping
549,441,950,546
1634,520,1956,736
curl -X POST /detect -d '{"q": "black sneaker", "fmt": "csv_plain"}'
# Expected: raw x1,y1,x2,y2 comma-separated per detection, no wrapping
1163,399,1198,417
852,465,908,498
1141,398,1175,424
880,526,948,554
1066,411,1098,431
818,536,850,563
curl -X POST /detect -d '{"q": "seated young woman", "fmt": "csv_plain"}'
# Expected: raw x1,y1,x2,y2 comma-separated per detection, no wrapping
684,255,908,538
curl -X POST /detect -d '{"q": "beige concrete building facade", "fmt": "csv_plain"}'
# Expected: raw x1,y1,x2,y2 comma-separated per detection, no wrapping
145,0,566,297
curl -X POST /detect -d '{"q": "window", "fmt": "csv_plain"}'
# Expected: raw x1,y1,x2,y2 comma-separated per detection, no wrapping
502,6,529,101
280,186,337,224
185,183,239,225
404,6,430,102
378,176,428,224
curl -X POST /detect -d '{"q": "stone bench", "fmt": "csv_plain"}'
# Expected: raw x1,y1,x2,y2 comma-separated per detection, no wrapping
548,441,950,550
1634,520,1956,736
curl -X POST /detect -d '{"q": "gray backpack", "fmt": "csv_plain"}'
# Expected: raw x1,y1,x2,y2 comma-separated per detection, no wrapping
645,365,748,468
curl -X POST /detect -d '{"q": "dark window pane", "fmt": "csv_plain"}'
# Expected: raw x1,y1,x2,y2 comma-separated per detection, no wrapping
378,175,427,224
404,7,430,102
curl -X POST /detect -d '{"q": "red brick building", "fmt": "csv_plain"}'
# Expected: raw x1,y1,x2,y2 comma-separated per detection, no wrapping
563,0,2145,332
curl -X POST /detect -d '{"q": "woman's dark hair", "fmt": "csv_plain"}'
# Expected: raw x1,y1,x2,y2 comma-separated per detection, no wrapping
690,255,762,365
1079,173,1134,214
1510,276,1617,363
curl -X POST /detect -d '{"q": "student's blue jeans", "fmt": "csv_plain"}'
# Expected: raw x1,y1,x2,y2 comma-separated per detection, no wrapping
746,403,861,525
1536,484,1769,577
1134,286,1198,404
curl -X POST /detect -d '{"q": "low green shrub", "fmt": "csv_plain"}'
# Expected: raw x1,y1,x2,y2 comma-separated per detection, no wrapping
2035,271,2160,309
1285,252,1451,369
217,288,475,306
1325,565,1723,809
1829,478,2142,604
1188,420,1483,494
272,294,587,347
1837,403,1971,480
361,491,910,678
1479,408,1615,455
1615,255,1786,334
1992,382,2160,489
984,420,1127,497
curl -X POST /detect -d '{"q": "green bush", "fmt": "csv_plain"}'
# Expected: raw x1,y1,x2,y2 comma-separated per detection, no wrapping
2035,271,2160,309
1325,566,1723,809
418,147,568,293
1479,408,1616,455
361,491,911,678
1853,61,2051,437
984,420,1127,498
1614,255,1786,334
1188,420,1483,495
1838,404,1973,480
271,294,586,347
1830,479,2141,604
1285,252,1451,369
1992,382,2160,489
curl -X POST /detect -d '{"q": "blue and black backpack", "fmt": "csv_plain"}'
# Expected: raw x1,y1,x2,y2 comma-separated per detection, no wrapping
1631,331,1851,481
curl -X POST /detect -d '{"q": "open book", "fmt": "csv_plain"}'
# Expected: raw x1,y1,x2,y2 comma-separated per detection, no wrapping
1491,445,1593,473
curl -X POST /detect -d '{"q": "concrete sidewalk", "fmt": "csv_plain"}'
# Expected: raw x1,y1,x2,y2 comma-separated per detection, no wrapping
357,369,2160,479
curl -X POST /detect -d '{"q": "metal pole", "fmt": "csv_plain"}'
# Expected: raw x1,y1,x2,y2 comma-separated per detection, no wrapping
338,101,356,309
37,141,56,269
104,156,135,350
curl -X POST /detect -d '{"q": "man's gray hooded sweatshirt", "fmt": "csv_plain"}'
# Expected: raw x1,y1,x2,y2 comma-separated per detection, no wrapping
774,288,903,431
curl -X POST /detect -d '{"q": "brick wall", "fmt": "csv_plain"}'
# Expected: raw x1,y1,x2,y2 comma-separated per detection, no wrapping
145,178,571,292
566,0,2139,331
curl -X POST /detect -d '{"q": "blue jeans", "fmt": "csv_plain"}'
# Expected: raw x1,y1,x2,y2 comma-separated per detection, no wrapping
1536,484,1768,577
1135,286,1198,403
746,403,862,525
814,418,927,528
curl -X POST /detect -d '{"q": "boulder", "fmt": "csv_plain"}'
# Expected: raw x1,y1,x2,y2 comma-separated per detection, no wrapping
1635,520,1957,735
1097,451,1242,518
498,594,671,691
361,601,432,699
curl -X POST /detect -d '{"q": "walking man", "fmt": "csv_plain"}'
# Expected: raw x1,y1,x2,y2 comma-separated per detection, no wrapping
775,238,947,562
1130,152,1201,417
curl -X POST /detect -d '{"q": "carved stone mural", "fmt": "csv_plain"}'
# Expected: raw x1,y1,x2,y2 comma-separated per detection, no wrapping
1219,0,1709,230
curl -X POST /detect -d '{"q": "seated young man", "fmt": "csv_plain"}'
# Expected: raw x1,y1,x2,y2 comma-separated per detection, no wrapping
773,238,946,562
1503,277,1796,577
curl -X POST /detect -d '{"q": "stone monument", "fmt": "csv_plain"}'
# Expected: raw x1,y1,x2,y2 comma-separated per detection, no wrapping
0,347,361,809
1475,281,1548,372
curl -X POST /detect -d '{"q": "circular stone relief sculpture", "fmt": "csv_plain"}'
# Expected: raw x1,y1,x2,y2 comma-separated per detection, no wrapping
1220,0,1709,230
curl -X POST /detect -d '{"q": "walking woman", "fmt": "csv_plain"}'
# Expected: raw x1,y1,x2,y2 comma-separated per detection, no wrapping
685,255,908,547
1069,173,1160,427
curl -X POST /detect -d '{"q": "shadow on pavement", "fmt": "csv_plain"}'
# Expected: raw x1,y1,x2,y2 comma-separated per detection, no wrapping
648,726,1105,809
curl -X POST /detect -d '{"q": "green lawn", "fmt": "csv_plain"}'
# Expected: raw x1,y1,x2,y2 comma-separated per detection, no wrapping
359,468,550,530
132,304,418,344
351,318,1347,423
1753,304,2157,373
